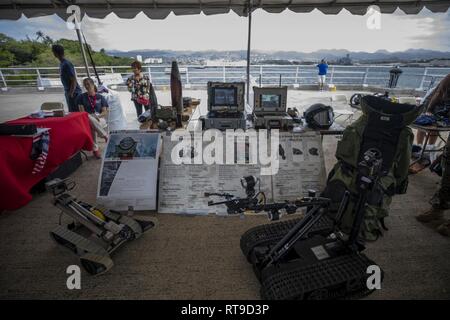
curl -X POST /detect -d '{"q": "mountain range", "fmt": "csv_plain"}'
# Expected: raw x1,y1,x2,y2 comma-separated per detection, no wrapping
107,48,450,63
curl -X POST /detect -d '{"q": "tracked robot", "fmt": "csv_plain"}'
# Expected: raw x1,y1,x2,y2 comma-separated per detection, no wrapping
46,178,156,275
242,94,421,265
241,148,385,300
206,149,385,299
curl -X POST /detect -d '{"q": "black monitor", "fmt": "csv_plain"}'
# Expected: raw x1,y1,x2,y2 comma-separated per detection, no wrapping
212,87,237,106
253,86,287,113
261,94,282,109
207,82,245,112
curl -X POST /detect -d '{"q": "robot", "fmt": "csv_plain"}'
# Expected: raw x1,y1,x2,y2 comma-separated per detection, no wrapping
46,178,156,275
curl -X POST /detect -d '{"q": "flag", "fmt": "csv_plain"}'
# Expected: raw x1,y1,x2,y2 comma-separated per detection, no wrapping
32,131,50,174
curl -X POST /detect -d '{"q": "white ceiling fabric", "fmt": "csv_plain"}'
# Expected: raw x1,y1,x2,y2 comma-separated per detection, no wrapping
0,1,449,20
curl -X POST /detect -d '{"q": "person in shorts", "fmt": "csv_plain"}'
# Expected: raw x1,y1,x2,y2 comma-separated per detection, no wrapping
317,59,328,91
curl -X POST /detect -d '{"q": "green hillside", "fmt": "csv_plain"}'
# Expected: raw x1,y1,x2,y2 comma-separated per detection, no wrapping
0,32,133,68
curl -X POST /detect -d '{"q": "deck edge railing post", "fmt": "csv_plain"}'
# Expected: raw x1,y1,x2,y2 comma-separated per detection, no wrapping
36,68,43,89
363,67,369,86
0,69,8,91
259,65,263,87
147,66,152,83
186,66,190,87
330,66,335,84
419,67,428,90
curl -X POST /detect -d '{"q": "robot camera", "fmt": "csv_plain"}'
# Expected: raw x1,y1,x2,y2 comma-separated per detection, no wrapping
45,178,75,196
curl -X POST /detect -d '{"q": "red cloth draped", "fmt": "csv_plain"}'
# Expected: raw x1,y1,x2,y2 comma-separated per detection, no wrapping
0,112,94,211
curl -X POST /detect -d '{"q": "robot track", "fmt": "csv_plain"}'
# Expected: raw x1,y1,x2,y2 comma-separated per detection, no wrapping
240,215,334,261
260,253,380,300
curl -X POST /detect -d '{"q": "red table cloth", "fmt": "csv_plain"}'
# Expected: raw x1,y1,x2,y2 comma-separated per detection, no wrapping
0,112,94,211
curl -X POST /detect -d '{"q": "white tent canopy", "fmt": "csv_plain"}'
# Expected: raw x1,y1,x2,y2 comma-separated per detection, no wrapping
0,0,449,20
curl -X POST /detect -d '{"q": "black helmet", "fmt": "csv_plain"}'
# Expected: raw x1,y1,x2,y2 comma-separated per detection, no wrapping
304,103,334,129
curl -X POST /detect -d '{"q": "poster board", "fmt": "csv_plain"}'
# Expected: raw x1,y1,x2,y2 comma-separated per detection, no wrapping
272,132,327,201
97,130,161,211
157,131,326,214
157,132,273,214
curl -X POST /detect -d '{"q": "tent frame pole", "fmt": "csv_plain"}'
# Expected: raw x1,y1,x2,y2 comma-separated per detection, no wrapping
74,16,91,79
246,2,252,104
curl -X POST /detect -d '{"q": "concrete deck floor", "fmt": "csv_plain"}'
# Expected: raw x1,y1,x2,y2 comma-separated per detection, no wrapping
0,90,449,299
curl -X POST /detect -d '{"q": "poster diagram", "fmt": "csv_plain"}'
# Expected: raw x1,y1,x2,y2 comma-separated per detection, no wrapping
97,130,161,211
157,131,326,214
104,131,160,160
272,132,326,202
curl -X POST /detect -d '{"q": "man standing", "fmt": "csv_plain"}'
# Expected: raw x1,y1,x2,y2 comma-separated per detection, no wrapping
52,44,82,112
415,73,450,236
316,59,328,91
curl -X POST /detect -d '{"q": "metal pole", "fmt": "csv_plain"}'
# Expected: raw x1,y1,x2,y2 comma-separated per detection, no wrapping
419,67,428,90
259,65,263,86
147,66,152,82
246,2,252,103
362,67,369,85
186,66,190,85
330,66,335,84
74,16,90,78
36,69,42,89
0,69,8,89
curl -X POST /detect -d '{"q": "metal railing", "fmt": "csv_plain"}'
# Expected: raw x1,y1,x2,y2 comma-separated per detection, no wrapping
0,64,448,91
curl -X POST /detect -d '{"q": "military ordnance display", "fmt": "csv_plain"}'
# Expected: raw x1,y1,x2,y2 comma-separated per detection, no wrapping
205,175,331,222
46,178,156,275
205,175,264,215
243,149,384,300
200,81,247,130
170,60,183,128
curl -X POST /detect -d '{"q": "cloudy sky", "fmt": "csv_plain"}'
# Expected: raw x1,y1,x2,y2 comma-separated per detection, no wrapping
0,8,449,52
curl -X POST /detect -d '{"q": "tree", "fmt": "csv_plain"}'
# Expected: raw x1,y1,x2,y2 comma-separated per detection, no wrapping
0,33,132,67
0,33,13,44
44,36,53,46
0,49,14,67
35,31,44,42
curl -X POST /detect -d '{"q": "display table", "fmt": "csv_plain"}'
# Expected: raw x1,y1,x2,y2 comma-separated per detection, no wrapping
409,123,450,166
0,112,94,211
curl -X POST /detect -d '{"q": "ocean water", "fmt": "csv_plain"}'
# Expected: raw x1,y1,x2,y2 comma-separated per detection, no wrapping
143,65,450,89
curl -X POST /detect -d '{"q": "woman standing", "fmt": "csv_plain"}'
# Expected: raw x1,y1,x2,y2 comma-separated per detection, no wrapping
126,60,157,119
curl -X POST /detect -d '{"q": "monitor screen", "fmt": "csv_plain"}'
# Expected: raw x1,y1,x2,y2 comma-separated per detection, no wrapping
261,94,281,109
213,87,237,106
